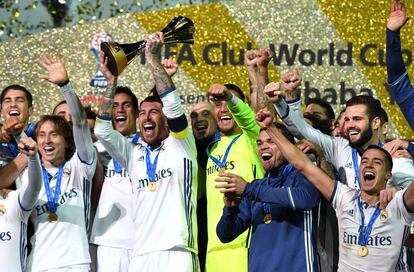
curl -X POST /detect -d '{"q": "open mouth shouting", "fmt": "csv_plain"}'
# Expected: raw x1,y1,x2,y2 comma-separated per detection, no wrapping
115,115,127,125
8,109,21,118
43,145,55,156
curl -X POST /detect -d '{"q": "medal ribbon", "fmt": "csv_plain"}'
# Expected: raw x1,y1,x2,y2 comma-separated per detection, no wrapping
145,147,161,182
42,163,65,213
352,141,382,190
206,133,241,169
262,164,293,215
113,133,140,174
357,196,381,247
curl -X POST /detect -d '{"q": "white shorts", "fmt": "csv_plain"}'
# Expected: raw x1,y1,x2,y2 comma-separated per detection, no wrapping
129,249,199,272
97,246,132,272
37,263,90,271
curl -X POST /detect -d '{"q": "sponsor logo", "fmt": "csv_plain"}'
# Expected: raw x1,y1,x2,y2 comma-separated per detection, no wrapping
342,231,392,246
35,188,78,217
0,231,11,241
136,168,173,190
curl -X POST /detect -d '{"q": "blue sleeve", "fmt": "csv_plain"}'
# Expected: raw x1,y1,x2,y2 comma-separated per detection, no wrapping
408,142,414,158
243,172,320,210
386,28,414,130
216,199,251,243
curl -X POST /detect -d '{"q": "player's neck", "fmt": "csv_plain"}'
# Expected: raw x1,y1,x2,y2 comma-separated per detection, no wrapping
221,126,242,137
42,157,65,169
360,191,379,205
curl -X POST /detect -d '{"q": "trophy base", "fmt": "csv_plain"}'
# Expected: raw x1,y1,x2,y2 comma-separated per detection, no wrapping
101,42,128,76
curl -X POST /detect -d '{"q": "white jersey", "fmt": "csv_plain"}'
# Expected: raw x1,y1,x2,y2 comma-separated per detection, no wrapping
95,118,198,257
90,139,135,249
276,99,414,189
0,191,30,272
332,183,413,272
26,152,96,271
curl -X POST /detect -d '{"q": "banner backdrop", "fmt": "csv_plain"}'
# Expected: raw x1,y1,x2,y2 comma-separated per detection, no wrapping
0,0,413,139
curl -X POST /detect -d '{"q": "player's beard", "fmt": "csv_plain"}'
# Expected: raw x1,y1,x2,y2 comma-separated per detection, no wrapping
349,125,373,149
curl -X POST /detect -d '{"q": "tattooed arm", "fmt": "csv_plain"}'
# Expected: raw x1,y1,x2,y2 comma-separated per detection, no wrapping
145,32,174,96
98,51,118,118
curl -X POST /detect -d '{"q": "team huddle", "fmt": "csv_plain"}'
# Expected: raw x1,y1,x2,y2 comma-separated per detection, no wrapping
1,1,414,271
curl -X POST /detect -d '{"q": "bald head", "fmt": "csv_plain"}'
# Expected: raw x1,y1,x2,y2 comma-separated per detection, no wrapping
190,102,218,141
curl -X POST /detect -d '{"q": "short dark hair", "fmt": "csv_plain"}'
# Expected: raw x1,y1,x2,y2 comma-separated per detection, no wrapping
345,95,381,122
363,145,393,172
52,100,67,114
260,122,295,144
379,107,388,125
115,86,139,112
35,115,75,161
139,95,163,108
1,84,33,107
225,83,245,102
306,97,335,120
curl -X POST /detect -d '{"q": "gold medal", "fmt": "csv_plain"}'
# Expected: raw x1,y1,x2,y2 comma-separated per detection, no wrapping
48,212,58,222
0,204,6,215
380,210,388,221
264,214,272,224
148,182,157,192
358,246,368,257
219,168,226,175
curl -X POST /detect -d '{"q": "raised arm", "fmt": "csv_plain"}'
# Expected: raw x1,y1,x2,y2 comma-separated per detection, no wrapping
386,0,414,130
256,108,335,201
94,52,135,168
17,137,42,211
39,53,95,164
265,82,336,163
145,32,174,96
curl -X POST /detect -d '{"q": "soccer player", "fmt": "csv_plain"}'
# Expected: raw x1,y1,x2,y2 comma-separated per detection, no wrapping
25,53,96,271
190,101,218,271
205,83,265,272
215,122,320,271
90,85,139,270
256,107,414,271
0,137,42,272
386,0,414,131
95,32,198,271
267,83,414,191
0,85,36,189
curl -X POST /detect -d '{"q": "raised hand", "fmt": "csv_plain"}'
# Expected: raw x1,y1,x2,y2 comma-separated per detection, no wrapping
39,53,69,86
256,108,274,129
256,48,273,68
264,82,285,104
387,0,409,32
2,116,23,137
99,51,117,85
17,137,38,157
245,49,258,68
280,70,301,100
144,32,164,63
207,84,233,102
161,58,178,78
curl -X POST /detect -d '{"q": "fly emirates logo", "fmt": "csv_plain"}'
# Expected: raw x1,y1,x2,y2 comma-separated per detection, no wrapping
136,168,173,190
343,231,392,247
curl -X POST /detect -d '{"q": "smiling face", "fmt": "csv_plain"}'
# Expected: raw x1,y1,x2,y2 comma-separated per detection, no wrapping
37,120,68,168
112,93,138,136
1,89,33,128
190,102,217,141
256,130,285,172
344,104,378,149
359,148,392,196
138,101,168,146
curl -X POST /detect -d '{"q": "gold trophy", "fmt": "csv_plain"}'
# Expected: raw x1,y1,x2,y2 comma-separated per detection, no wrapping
101,16,194,76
